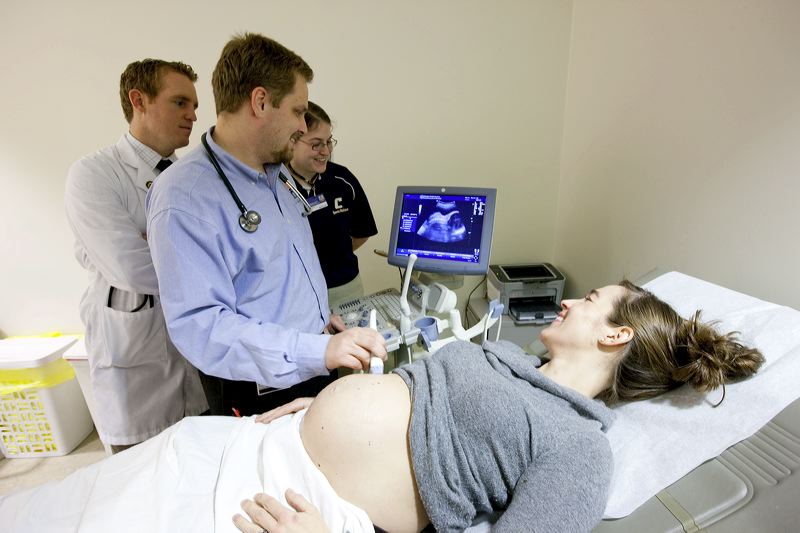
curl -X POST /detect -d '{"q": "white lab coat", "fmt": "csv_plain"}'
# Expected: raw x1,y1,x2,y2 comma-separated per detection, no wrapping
64,135,207,445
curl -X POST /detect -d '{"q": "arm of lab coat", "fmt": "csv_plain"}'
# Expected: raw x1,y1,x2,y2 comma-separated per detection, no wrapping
65,155,159,294
148,208,331,388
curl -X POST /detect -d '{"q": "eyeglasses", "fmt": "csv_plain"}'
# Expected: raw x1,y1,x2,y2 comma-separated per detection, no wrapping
298,138,337,152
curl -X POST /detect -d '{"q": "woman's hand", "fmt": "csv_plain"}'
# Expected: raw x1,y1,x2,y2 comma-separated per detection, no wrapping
232,489,328,533
255,397,314,424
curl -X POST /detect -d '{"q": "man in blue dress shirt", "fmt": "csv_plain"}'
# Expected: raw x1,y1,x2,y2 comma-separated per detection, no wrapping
146,33,386,415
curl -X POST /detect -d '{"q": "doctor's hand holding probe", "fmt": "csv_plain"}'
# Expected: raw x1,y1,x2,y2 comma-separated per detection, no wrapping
258,309,385,425
256,328,386,424
323,320,388,373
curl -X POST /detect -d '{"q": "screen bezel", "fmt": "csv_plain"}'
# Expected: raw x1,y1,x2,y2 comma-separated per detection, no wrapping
386,185,497,275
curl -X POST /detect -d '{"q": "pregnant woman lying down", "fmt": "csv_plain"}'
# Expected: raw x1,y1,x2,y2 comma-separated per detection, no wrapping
0,281,763,533
233,280,763,533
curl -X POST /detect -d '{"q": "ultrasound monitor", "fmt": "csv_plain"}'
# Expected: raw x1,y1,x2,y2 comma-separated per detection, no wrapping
387,186,497,275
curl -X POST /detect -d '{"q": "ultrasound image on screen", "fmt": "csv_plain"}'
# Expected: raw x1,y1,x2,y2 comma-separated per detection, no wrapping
416,200,466,243
394,193,487,264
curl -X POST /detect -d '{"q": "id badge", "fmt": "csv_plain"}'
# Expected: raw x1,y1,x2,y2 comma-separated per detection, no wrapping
307,194,328,213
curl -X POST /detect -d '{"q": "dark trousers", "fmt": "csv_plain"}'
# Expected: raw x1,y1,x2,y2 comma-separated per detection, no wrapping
199,371,337,417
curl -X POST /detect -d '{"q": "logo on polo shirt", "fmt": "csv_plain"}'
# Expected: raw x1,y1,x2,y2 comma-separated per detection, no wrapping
333,196,349,215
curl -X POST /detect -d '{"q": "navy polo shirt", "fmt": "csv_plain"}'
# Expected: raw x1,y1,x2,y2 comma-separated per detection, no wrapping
293,162,378,288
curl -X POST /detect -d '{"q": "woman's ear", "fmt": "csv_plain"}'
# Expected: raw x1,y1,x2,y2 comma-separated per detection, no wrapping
599,326,634,347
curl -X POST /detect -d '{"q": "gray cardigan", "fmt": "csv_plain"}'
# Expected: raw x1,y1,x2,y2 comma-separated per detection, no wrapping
393,340,615,532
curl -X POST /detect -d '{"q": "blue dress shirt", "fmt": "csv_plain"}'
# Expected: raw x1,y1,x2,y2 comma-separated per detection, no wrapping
146,128,331,388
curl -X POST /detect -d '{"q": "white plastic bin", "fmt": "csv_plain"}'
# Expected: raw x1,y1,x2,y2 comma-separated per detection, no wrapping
0,336,94,458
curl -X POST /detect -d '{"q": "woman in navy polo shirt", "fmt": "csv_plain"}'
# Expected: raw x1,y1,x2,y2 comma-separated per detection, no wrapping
288,102,378,308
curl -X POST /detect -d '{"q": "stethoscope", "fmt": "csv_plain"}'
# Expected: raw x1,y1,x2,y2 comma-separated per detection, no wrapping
201,132,313,233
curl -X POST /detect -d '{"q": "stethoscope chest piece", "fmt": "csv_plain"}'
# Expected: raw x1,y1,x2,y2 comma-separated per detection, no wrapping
202,131,263,233
239,210,261,233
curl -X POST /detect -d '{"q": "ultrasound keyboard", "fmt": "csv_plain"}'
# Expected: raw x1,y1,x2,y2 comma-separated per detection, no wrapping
332,288,423,351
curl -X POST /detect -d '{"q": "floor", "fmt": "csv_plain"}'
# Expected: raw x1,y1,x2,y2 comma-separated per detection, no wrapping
0,429,107,496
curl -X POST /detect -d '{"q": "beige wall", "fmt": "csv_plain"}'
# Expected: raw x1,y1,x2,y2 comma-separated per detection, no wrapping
4,0,797,336
555,0,800,308
0,1,571,335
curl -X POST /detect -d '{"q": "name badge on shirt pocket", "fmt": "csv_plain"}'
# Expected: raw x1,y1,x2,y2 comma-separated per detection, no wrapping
307,194,328,213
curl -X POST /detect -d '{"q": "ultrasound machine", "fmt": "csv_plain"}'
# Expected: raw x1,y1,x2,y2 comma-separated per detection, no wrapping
332,185,501,366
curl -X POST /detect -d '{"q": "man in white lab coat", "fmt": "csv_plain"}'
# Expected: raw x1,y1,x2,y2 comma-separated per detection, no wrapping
65,59,208,453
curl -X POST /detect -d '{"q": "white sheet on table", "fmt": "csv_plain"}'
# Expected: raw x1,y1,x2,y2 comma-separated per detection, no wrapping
0,416,234,532
0,413,376,533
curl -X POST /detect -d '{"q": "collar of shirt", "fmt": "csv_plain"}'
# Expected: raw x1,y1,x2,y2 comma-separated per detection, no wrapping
204,126,267,182
125,132,175,171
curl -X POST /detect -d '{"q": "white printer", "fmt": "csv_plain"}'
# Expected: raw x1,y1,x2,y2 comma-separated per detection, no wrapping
487,263,565,325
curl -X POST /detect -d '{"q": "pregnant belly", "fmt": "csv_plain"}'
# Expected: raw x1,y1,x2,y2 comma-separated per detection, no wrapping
301,373,428,533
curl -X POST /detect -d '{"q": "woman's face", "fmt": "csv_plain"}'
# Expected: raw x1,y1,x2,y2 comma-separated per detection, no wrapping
290,122,333,177
540,284,629,351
